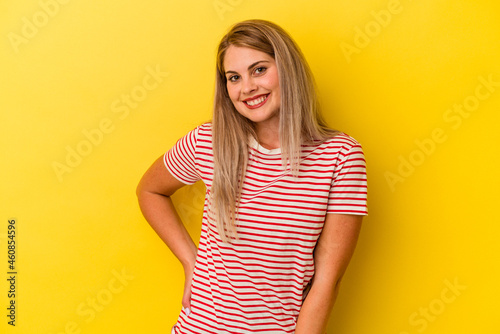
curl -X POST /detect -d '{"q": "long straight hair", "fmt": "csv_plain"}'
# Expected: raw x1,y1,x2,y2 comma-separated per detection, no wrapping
211,19,338,243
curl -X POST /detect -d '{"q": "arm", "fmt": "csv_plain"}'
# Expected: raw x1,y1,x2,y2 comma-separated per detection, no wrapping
295,214,363,334
136,155,198,309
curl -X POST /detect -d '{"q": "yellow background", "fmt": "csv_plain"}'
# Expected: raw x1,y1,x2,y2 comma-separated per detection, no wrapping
1,0,499,333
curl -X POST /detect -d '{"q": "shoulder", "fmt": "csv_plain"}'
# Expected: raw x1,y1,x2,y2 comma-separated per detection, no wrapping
308,133,363,155
324,133,361,148
193,122,212,138
180,122,212,142
300,133,364,168
198,121,212,132
196,122,213,143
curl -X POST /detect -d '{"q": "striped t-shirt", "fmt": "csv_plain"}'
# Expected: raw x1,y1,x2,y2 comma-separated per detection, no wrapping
165,122,367,334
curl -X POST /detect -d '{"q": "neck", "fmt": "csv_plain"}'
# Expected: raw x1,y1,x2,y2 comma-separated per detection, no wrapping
255,121,280,150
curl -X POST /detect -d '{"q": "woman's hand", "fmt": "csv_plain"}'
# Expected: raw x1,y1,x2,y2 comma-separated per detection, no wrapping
182,264,195,314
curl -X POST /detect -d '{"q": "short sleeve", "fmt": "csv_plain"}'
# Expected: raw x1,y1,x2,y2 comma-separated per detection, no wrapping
164,126,201,185
327,141,368,215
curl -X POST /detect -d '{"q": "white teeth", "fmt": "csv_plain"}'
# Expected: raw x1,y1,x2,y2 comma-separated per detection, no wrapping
245,95,267,106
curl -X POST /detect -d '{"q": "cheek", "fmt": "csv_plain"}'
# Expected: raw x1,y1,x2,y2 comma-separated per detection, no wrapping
263,70,280,90
226,85,239,103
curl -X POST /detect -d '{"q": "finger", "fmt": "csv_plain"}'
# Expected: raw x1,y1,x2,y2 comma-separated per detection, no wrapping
182,295,191,309
182,284,192,309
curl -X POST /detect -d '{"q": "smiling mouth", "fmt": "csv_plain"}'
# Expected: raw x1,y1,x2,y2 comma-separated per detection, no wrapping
243,94,270,108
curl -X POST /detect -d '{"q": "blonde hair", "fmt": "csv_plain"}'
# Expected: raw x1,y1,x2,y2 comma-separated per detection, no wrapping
211,19,337,243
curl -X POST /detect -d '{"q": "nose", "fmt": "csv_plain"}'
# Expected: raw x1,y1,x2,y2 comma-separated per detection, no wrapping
241,76,257,95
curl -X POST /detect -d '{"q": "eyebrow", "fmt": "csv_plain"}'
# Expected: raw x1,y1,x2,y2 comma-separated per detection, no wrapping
225,60,270,75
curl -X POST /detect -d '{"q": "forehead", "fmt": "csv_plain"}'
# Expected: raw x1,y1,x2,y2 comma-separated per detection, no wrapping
223,45,274,71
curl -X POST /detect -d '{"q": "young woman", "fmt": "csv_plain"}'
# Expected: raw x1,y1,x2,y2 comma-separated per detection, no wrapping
137,19,367,334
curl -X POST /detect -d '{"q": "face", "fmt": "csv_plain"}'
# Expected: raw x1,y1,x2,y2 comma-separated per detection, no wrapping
223,45,281,131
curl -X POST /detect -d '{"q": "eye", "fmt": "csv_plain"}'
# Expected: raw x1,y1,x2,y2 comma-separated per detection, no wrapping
228,75,240,82
254,67,267,75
